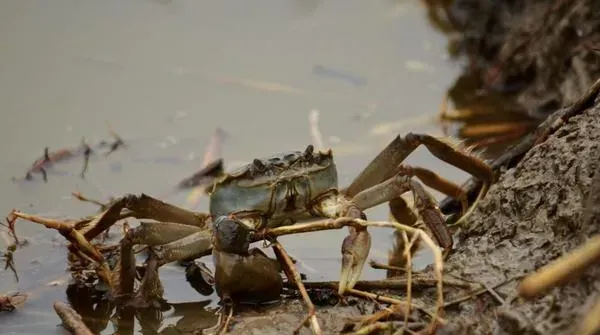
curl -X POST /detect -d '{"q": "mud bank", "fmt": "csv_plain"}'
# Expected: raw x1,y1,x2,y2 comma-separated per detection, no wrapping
440,94,600,334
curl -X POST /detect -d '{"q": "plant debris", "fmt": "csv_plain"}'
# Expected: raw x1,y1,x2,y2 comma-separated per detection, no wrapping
0,292,27,312
13,129,125,182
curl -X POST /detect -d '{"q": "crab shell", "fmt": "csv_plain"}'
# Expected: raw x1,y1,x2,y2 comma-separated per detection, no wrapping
208,145,338,228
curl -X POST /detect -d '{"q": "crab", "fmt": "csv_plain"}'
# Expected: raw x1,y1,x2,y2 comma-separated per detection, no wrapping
11,133,492,307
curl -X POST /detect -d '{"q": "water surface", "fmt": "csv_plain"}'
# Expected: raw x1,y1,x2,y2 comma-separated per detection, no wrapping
0,1,470,333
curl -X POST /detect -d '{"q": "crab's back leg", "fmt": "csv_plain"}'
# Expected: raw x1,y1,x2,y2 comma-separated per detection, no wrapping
395,164,469,215
405,133,492,184
83,194,210,241
344,133,493,212
344,136,418,197
116,222,211,302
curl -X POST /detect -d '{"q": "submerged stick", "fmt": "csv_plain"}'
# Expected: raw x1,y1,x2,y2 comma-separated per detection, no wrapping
53,301,94,335
79,140,93,179
401,231,417,333
72,192,109,210
272,241,322,335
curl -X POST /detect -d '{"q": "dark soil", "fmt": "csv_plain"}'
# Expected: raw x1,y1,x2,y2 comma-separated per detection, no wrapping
439,96,600,334
449,0,600,119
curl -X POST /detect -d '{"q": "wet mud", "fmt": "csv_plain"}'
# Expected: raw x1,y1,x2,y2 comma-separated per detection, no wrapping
439,96,600,334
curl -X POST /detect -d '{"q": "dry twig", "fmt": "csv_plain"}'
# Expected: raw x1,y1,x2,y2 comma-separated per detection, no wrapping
272,241,322,335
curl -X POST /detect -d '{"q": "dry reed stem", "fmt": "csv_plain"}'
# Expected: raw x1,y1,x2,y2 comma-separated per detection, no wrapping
272,241,322,335
518,235,600,299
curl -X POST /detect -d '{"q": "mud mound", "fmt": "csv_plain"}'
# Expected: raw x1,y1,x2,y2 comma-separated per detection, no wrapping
450,0,600,119
440,94,600,333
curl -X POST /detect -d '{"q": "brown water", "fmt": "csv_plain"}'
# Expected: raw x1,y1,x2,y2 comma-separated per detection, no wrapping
0,0,472,333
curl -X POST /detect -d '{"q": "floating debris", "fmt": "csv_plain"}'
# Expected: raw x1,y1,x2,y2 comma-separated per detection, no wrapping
0,292,27,312
312,64,367,87
54,301,94,335
13,128,124,182
185,128,228,207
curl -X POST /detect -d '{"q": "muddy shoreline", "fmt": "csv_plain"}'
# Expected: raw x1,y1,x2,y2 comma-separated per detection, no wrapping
222,1,600,330
216,83,600,335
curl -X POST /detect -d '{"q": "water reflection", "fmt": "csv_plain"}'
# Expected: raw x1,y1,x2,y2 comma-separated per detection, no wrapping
66,284,219,334
442,69,538,159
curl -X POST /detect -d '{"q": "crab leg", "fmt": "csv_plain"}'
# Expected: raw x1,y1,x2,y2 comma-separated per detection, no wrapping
344,135,416,197
344,133,493,211
83,194,210,240
122,229,213,306
118,221,208,299
394,164,469,215
335,203,371,295
350,174,452,249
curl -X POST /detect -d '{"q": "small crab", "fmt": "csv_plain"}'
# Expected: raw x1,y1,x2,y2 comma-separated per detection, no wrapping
11,133,492,307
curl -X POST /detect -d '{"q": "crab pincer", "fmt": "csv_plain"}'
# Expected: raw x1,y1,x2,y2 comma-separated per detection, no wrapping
339,225,371,295
211,216,283,304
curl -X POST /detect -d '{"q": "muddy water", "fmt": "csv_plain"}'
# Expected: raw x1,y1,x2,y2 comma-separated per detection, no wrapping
0,0,470,333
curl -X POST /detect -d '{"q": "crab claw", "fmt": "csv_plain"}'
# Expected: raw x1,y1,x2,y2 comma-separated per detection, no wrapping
339,227,371,295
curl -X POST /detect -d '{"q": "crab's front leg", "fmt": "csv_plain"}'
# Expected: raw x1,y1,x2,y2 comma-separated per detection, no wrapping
211,216,283,304
312,192,371,295
322,172,457,294
351,174,452,249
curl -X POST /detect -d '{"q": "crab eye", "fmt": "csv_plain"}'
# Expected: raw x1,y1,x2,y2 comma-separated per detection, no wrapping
252,159,266,172
304,145,314,158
